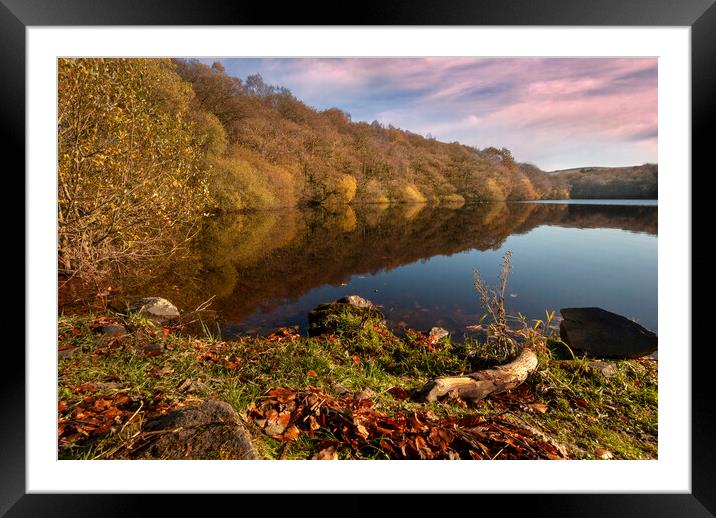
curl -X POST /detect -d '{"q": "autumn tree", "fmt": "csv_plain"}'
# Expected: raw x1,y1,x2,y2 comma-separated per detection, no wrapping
58,58,214,278
173,59,247,141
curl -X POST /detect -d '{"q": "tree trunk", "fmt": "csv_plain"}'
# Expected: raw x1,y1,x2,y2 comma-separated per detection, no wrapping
420,347,539,403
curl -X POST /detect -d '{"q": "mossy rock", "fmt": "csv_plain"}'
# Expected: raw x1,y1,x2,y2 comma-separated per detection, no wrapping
307,295,385,337
127,400,258,460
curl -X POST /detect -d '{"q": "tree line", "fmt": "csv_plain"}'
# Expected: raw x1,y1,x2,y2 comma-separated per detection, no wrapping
552,164,658,199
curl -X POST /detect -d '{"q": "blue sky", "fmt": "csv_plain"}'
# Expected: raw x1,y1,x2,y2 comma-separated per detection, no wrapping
200,58,657,171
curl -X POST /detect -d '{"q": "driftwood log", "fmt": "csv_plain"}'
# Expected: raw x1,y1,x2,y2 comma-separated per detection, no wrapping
420,347,539,402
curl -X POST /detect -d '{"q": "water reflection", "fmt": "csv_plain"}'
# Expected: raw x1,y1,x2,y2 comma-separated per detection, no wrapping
116,202,658,337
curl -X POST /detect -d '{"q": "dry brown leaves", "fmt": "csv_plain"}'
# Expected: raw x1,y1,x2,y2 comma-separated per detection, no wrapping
192,328,301,372
58,392,139,446
488,383,551,415
404,329,447,352
247,387,567,460
59,384,184,448
193,341,241,370
265,326,301,342
87,315,121,332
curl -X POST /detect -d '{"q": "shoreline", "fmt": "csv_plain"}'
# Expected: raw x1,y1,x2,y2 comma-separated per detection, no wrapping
57,304,657,461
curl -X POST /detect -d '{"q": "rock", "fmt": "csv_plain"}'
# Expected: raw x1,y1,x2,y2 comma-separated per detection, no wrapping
129,297,180,323
307,295,384,336
101,324,128,337
428,327,449,341
559,307,657,359
131,400,258,460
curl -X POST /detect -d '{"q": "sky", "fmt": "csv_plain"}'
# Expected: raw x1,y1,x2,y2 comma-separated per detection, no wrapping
204,58,657,171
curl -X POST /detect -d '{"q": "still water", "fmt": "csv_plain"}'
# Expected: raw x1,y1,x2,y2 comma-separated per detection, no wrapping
121,201,658,338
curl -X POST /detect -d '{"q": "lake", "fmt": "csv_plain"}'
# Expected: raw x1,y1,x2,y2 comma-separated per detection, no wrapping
87,201,658,339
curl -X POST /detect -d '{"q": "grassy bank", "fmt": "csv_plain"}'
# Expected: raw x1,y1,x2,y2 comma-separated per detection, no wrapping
57,307,657,461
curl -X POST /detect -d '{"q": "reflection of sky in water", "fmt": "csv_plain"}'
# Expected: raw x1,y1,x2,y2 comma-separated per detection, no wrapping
226,224,657,338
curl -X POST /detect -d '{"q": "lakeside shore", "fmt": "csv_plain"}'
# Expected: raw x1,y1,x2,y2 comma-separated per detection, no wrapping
57,304,657,461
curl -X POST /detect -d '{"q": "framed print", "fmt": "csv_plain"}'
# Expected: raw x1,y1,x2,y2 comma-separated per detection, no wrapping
6,0,709,515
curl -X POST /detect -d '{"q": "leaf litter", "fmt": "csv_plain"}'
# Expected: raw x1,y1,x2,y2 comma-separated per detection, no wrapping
247,386,566,460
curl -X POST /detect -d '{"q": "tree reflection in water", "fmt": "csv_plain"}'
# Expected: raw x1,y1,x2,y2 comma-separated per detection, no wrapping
69,202,657,337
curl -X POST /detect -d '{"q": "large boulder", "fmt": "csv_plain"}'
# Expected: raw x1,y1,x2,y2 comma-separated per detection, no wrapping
308,295,385,336
559,307,657,359
129,297,180,323
131,400,258,460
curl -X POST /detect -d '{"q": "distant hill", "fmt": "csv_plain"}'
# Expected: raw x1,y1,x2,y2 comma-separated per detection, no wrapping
550,164,658,199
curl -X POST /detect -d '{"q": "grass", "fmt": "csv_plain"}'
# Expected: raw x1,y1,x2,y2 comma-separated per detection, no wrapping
57,304,657,460
524,345,658,459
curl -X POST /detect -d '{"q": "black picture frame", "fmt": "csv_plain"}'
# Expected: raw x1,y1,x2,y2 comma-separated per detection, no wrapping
5,0,708,515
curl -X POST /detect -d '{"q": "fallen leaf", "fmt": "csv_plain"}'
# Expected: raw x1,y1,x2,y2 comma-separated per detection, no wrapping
528,403,549,414
304,415,320,433
267,388,297,404
312,446,338,460
280,425,301,441
102,407,123,419
413,435,434,459
152,366,175,377
457,414,484,427
573,398,590,409
277,411,291,429
354,419,370,439
92,399,112,411
113,394,130,406
264,411,292,437
595,448,613,460
306,370,318,377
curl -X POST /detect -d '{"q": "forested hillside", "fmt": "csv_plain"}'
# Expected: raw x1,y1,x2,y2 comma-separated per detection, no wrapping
172,59,573,209
551,164,658,199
